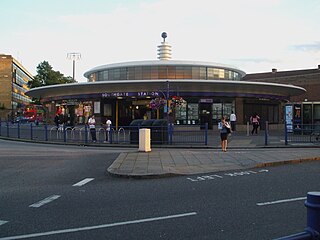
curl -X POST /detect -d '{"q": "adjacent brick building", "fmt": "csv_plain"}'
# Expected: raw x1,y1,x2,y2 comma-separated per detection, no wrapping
0,54,33,120
242,66,320,125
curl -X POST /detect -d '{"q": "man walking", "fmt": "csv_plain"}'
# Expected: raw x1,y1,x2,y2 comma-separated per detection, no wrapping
105,117,112,142
88,115,97,142
230,111,237,132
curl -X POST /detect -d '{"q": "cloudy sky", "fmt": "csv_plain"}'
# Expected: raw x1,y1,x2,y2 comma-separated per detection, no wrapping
1,0,320,82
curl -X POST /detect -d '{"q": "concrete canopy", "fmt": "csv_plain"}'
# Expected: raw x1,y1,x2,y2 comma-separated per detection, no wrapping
26,79,306,101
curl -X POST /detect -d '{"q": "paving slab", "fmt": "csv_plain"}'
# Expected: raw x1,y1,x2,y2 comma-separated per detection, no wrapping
107,148,320,178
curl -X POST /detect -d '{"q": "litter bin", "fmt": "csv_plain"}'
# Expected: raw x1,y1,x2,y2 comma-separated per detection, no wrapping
129,119,144,144
152,119,168,144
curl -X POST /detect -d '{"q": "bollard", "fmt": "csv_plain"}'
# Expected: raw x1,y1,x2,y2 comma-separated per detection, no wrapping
63,125,67,142
275,192,320,240
139,128,151,152
265,121,269,146
285,122,288,145
30,123,33,140
247,121,250,136
305,192,320,238
7,121,9,137
18,121,20,139
84,125,88,144
44,124,48,141
205,123,208,145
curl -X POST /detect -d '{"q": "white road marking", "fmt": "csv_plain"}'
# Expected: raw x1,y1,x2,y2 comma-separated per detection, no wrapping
257,197,307,206
29,195,61,208
0,212,197,240
72,178,94,187
0,220,8,226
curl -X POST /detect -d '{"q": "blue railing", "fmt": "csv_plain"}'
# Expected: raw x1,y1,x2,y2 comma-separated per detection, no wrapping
285,123,320,145
0,121,209,146
275,192,320,240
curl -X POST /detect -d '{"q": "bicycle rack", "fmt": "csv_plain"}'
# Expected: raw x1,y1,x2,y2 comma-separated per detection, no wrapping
71,127,81,140
118,127,125,143
97,128,106,142
49,126,62,140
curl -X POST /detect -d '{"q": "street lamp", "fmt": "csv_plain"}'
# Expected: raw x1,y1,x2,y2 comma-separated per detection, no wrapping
67,53,81,81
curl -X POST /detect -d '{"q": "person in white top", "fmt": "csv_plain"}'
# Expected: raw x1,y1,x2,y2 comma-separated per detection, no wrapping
88,115,97,142
230,111,237,132
105,117,112,142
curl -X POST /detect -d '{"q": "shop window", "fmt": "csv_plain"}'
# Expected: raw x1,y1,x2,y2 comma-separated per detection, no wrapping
175,101,187,124
187,103,199,124
104,104,112,116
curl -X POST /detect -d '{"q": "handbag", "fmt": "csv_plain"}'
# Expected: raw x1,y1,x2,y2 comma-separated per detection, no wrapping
227,127,231,134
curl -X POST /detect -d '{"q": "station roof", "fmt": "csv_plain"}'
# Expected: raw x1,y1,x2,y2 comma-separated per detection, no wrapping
26,79,306,101
83,60,246,78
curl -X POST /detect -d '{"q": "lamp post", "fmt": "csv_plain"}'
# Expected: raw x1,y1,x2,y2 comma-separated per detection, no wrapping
67,53,81,81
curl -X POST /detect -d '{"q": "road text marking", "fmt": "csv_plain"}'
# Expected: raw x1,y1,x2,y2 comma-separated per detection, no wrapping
0,212,197,240
0,220,8,226
72,178,94,187
29,195,61,208
187,169,269,182
257,197,307,206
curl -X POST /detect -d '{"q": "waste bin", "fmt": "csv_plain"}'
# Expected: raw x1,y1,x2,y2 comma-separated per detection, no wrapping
129,119,144,144
151,119,168,144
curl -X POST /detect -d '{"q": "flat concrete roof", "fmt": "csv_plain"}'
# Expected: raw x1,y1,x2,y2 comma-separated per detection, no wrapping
26,79,306,101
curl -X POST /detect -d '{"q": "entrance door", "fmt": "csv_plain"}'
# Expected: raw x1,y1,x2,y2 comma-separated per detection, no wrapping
199,103,212,129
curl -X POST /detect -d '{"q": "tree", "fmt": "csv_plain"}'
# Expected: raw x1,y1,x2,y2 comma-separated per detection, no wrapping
29,61,76,88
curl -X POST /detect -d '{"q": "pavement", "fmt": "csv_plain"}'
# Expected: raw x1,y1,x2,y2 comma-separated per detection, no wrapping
107,132,320,178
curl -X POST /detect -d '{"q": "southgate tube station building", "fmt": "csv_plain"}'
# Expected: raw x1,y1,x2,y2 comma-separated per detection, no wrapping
26,34,307,129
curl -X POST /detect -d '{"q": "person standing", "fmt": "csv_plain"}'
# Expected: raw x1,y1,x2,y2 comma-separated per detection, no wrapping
250,113,260,135
88,115,97,142
219,116,231,152
230,111,237,132
54,114,60,129
105,117,112,142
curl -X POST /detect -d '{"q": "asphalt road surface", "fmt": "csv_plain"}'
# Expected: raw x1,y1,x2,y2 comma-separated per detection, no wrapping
0,139,319,240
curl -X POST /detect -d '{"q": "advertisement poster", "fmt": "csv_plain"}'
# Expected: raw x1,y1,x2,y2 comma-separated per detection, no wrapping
285,105,293,133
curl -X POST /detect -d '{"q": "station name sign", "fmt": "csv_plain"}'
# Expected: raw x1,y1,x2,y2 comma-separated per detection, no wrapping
102,91,161,98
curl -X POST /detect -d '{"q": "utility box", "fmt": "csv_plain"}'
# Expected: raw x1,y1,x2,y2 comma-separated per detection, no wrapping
139,128,151,152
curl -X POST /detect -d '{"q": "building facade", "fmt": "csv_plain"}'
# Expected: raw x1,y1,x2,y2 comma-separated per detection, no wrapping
26,35,306,129
243,66,320,127
0,54,33,120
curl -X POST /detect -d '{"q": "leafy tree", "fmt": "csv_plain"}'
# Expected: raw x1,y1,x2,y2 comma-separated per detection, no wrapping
29,61,76,88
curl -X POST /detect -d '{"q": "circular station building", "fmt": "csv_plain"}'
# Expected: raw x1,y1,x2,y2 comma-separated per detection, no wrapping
26,33,306,129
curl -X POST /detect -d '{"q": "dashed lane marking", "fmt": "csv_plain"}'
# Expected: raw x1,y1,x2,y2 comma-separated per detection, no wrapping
0,212,197,240
72,178,94,187
29,195,61,208
257,197,307,206
0,220,8,226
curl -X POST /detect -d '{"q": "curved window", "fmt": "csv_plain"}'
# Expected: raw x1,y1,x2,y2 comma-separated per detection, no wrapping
93,65,242,81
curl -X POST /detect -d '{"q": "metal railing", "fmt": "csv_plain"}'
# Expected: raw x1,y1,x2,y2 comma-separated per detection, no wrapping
285,124,320,145
274,192,320,240
0,121,209,145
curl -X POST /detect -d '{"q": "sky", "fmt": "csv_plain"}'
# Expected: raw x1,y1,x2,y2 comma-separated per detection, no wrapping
1,0,320,82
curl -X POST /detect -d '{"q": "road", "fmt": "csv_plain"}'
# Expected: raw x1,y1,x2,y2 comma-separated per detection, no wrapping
0,139,319,240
